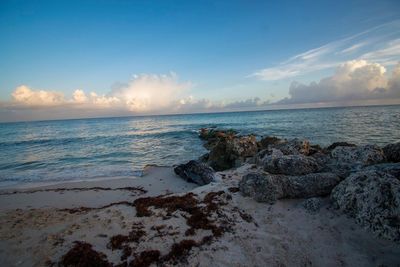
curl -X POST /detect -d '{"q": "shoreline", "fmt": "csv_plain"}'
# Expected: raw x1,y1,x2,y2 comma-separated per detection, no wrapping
0,130,399,266
0,164,174,191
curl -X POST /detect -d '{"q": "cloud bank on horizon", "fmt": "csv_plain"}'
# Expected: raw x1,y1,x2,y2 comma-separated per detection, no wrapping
1,21,400,121
1,73,271,121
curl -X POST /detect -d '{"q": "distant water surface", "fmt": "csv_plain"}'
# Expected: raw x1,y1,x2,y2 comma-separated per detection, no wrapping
0,105,399,187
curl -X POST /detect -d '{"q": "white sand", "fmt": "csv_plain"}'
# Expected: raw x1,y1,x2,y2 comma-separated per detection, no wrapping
0,165,399,267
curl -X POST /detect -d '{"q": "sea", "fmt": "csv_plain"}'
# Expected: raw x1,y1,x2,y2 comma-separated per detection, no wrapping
0,105,399,187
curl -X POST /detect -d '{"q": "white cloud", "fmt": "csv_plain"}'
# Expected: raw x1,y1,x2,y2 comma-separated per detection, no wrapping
111,73,192,112
4,73,272,120
72,89,87,103
12,85,65,106
252,20,400,81
278,60,400,104
360,38,400,65
339,42,368,54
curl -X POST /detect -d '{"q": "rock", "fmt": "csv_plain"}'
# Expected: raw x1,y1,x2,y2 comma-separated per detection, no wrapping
326,142,356,151
310,151,330,166
239,172,341,203
258,136,284,149
258,137,311,155
199,128,237,150
363,163,400,178
174,160,216,186
253,148,277,164
302,198,322,214
207,135,258,171
271,138,311,155
325,144,386,177
308,144,323,155
383,142,400,162
331,170,400,242
262,152,321,175
330,144,385,166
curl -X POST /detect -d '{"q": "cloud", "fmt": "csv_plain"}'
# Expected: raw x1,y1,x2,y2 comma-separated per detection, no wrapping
12,85,65,106
252,20,400,81
111,73,192,112
2,73,272,121
72,89,87,103
338,42,368,54
224,97,270,109
360,38,400,65
278,60,400,104
8,73,191,111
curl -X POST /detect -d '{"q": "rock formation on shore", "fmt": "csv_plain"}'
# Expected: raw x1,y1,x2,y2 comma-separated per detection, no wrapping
174,128,400,242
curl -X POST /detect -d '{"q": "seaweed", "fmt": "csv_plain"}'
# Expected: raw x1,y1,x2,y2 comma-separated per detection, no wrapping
60,201,136,214
59,241,111,267
130,250,161,267
0,186,147,196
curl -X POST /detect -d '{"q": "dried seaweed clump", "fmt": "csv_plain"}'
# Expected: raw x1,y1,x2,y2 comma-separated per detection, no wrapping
59,241,111,267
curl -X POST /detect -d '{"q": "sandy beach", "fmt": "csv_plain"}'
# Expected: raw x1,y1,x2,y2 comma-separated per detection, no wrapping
1,164,399,267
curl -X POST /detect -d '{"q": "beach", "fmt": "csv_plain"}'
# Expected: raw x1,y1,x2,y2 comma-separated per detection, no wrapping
1,162,399,266
1,108,400,266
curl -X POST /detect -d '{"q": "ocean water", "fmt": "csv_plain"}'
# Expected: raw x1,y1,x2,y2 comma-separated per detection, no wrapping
0,105,399,187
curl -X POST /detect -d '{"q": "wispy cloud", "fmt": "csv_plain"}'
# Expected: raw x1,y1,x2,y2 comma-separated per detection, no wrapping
338,42,368,54
252,20,400,81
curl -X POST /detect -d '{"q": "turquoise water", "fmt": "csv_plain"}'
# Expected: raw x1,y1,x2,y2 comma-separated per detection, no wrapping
0,105,399,187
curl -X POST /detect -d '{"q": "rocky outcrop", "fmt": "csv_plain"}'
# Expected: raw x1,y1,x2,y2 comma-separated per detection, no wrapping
199,128,237,150
261,150,321,175
331,170,400,242
174,160,216,186
259,137,310,155
363,163,400,178
383,142,400,162
239,172,341,203
258,136,283,149
204,132,258,171
271,138,311,155
330,144,385,166
324,144,386,176
326,142,356,151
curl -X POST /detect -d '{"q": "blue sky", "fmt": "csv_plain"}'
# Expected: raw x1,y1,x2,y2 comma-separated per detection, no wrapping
1,0,400,121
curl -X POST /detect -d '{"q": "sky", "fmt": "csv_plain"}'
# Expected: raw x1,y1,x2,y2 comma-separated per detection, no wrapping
1,0,400,122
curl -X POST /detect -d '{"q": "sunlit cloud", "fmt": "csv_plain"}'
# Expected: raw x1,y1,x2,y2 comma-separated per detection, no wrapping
1,73,272,121
111,73,192,112
252,20,400,81
12,85,65,106
278,60,400,104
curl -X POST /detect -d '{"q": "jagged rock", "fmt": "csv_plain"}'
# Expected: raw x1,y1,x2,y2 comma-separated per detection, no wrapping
239,172,341,203
326,142,356,151
310,151,330,167
363,163,400,178
302,198,322,214
271,138,311,155
174,160,216,186
383,142,400,162
330,144,385,166
199,128,237,150
258,136,284,149
325,144,386,177
258,137,311,155
331,170,400,242
261,151,321,175
253,148,280,165
308,144,323,155
207,135,258,171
